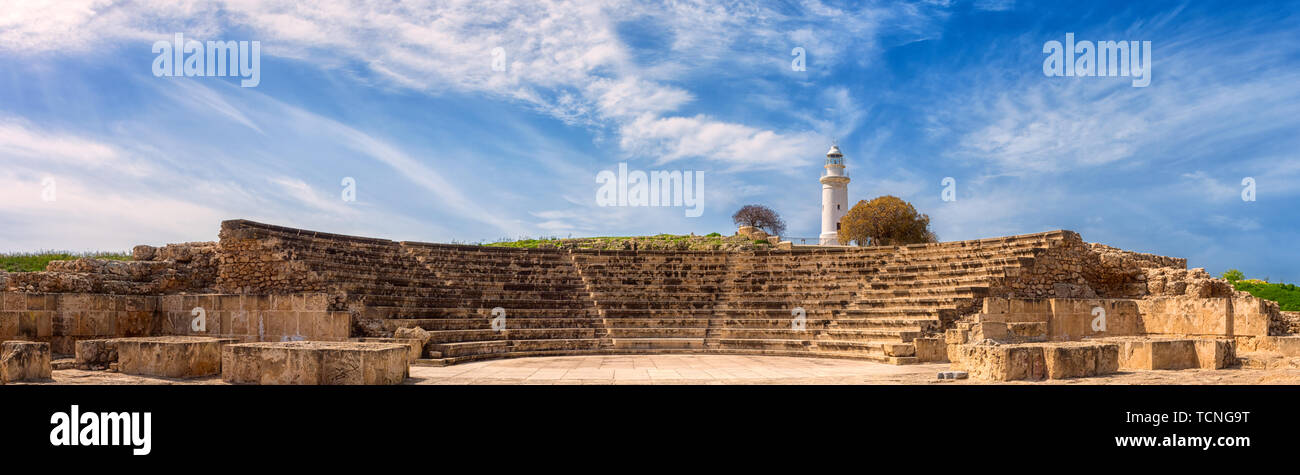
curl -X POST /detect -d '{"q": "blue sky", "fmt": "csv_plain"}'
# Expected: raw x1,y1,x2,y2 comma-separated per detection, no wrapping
0,0,1297,282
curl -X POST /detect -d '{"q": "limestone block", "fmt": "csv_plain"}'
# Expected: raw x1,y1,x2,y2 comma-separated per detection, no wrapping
1136,297,1231,336
1048,299,1140,340
115,336,238,378
1270,336,1300,356
222,341,408,385
954,344,1046,382
1113,339,1199,370
912,337,948,362
1095,343,1120,374
1007,322,1048,340
972,322,1007,341
75,338,119,367
1232,296,1272,337
982,297,1009,315
881,343,915,357
1194,338,1235,369
393,326,433,350
1,341,52,383
945,329,968,345
1042,343,1097,379
357,337,424,362
0,311,16,339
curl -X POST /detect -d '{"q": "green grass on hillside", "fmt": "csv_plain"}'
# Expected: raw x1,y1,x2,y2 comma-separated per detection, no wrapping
0,251,131,273
1233,280,1300,312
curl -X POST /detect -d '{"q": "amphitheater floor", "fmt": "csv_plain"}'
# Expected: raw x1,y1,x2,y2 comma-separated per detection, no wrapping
16,354,1300,385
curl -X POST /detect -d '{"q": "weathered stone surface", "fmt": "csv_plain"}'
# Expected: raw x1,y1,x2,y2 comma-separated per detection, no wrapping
356,337,423,362
1,341,52,383
1007,322,1048,340
912,337,948,362
75,338,119,368
1136,297,1232,336
1048,299,1140,340
881,343,915,357
222,341,408,385
115,336,238,378
945,329,969,345
951,344,1046,382
1107,338,1199,370
1233,296,1277,337
392,326,433,356
1095,343,1120,374
1194,338,1235,369
972,322,1007,341
1042,343,1098,379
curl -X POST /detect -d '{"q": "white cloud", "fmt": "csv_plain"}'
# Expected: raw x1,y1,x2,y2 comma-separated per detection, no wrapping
0,0,922,173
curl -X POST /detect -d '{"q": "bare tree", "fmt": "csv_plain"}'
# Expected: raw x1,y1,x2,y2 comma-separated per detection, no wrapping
732,204,787,236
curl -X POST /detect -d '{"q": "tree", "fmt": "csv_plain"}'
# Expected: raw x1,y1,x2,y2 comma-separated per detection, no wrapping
732,204,787,236
838,195,938,246
1221,269,1245,282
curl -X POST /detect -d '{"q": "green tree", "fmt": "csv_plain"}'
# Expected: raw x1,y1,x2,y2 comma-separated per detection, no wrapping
1221,269,1245,282
838,195,938,246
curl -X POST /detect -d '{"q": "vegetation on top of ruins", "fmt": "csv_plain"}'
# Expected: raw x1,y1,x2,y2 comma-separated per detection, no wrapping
1,251,131,272
838,195,938,246
485,233,773,251
731,204,787,237
1232,279,1300,312
1221,269,1245,282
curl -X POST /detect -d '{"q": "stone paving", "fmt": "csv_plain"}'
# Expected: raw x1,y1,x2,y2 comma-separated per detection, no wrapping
406,355,943,385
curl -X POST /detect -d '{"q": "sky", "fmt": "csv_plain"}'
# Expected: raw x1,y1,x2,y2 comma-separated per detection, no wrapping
0,0,1296,282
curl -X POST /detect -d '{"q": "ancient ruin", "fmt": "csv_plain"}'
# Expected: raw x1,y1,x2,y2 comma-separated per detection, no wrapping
0,218,1294,384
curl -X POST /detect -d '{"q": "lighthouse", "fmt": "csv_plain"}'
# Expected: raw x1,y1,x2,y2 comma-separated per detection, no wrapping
819,144,850,245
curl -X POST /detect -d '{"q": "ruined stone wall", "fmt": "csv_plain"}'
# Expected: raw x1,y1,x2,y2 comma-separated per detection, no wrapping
3,242,218,295
991,231,1098,298
217,220,324,294
989,232,1190,300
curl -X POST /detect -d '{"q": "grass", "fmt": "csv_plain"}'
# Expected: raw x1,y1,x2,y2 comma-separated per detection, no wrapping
0,251,131,273
1233,280,1300,312
485,233,768,251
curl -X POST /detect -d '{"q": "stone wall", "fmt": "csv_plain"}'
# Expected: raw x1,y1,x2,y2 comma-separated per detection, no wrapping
985,295,1279,340
988,232,1190,300
215,220,334,294
0,292,156,354
1143,267,1234,298
0,291,347,355
3,242,218,295
157,293,351,343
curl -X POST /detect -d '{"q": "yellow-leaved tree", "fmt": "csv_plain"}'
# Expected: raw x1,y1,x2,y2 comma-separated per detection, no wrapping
838,195,938,246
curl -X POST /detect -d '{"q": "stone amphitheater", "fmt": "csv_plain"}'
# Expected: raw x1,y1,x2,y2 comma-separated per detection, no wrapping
1,219,1297,384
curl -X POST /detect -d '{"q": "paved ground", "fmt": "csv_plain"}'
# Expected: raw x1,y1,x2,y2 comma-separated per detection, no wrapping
16,354,1300,385
407,355,939,385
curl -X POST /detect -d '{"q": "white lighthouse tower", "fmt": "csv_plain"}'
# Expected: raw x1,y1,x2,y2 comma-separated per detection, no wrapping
819,144,850,245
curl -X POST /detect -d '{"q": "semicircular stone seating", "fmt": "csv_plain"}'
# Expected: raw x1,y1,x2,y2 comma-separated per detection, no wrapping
220,220,1068,365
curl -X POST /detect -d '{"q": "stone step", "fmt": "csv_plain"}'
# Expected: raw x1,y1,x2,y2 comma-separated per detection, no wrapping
366,306,599,319
610,338,706,350
607,328,709,338
424,328,599,343
384,317,605,331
